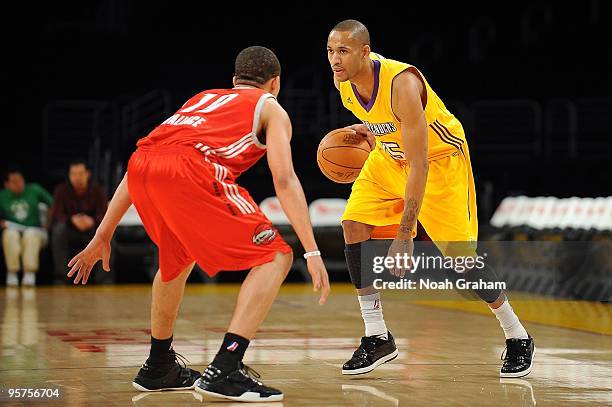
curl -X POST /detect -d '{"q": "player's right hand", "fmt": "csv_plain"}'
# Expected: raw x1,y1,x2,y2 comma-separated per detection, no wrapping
348,124,376,151
67,234,112,285
306,256,330,305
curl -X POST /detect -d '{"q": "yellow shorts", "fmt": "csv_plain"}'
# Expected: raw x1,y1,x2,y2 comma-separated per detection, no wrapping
342,144,478,256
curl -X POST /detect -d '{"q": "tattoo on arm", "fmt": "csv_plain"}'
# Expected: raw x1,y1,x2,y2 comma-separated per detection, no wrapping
399,198,418,235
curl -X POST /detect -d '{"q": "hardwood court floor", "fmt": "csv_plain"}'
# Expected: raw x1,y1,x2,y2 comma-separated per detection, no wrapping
1,283,611,406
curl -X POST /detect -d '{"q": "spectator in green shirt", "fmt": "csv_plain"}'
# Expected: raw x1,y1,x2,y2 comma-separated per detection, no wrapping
0,167,53,287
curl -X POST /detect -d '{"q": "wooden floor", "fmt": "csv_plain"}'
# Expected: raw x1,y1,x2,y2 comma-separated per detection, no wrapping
1,283,611,406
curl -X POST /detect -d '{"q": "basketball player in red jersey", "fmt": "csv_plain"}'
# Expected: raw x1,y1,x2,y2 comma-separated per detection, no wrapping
66,46,330,402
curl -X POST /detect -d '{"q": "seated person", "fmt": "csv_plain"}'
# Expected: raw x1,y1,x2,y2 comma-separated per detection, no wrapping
0,167,53,286
49,159,107,283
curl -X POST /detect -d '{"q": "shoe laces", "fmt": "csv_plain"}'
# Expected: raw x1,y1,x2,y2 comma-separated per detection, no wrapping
501,341,524,362
352,336,377,359
240,363,263,385
202,365,221,382
170,348,190,369
361,335,383,350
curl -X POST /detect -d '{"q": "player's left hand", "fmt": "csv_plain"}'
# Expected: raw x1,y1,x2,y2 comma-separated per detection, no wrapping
306,255,331,305
387,237,414,278
67,234,111,285
347,124,376,151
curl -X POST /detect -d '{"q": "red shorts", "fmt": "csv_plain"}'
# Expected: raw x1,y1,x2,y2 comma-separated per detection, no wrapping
127,146,292,282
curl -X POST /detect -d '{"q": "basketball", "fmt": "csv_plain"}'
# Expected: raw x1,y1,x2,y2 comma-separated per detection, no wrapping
317,128,372,183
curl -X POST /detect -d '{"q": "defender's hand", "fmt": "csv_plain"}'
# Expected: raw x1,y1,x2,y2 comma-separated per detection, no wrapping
387,237,414,278
67,234,111,285
306,255,330,305
347,124,376,151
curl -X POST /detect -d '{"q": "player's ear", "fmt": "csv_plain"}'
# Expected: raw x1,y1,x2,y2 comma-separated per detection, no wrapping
363,44,371,58
271,76,281,97
232,76,237,86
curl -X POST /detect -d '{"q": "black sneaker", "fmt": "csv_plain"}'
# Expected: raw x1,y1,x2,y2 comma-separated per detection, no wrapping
342,331,398,375
132,351,201,392
500,335,535,378
194,362,283,402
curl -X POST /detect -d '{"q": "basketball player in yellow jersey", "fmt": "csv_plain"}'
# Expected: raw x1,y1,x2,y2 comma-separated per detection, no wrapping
326,20,535,378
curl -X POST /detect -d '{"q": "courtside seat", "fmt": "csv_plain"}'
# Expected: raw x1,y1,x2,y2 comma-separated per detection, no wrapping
112,205,157,282
489,196,612,240
309,198,347,227
112,206,218,283
308,198,347,271
259,196,290,226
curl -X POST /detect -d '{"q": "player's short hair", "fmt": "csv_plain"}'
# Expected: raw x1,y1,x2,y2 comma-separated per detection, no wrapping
331,19,370,45
234,46,281,85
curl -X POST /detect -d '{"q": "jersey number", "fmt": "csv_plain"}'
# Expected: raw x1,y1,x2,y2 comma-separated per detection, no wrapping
181,93,239,114
380,141,405,160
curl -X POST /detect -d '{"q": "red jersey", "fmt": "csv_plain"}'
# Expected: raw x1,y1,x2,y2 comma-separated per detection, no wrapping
128,86,292,280
137,87,274,179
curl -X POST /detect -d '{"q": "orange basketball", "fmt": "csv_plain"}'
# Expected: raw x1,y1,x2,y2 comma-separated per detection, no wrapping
317,128,372,184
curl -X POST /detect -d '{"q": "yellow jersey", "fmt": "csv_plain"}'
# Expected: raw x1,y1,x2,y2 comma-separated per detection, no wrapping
339,53,466,163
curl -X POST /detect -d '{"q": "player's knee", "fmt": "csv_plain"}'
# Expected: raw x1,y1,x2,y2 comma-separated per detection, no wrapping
277,251,293,278
460,261,503,303
342,220,371,244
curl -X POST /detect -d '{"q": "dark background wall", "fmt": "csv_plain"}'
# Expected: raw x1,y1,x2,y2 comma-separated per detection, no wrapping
3,1,611,222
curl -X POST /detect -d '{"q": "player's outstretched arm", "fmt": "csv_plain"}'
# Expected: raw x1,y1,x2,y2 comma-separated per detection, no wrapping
263,99,330,305
67,173,132,284
387,71,429,277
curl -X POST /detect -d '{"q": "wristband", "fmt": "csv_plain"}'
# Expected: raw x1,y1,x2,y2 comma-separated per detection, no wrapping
303,250,321,259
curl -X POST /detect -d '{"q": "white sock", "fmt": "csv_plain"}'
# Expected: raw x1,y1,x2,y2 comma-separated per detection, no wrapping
358,293,388,339
491,299,529,339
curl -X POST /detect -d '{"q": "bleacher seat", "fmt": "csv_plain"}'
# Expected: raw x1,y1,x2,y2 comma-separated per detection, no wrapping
308,199,347,272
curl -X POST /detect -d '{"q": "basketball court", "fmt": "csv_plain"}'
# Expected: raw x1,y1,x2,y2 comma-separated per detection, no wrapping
1,283,610,406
